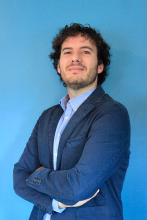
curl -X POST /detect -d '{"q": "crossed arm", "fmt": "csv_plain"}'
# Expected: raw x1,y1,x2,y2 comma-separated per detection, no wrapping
13,106,130,214
36,166,99,209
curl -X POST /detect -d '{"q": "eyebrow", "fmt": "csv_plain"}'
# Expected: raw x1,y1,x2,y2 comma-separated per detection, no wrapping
61,46,93,52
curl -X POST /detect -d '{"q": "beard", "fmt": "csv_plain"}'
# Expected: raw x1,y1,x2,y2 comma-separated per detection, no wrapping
59,65,98,90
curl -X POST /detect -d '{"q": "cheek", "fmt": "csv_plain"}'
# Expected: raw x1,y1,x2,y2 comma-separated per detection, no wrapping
86,56,97,64
58,61,66,73
58,59,65,70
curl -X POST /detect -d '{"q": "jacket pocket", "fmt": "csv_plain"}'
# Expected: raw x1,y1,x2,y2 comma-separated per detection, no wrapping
66,135,87,148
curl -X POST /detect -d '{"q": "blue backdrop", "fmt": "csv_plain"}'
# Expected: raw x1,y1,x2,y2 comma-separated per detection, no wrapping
0,1,147,219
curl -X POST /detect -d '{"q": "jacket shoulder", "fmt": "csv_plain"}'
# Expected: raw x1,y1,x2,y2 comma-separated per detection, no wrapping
41,104,61,115
39,104,61,118
100,93,129,114
33,104,62,129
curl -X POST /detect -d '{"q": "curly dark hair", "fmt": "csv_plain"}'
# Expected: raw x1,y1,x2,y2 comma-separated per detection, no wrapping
49,23,111,86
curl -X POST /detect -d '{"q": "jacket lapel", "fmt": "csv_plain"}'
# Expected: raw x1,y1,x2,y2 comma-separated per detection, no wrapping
48,106,63,169
56,85,105,170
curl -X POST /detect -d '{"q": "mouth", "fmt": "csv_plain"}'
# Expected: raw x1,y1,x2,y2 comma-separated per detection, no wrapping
68,66,85,72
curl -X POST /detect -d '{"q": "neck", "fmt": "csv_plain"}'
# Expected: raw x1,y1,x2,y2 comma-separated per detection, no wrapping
67,83,97,99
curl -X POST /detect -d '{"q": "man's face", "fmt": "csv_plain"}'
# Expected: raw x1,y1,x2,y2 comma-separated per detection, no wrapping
57,34,104,90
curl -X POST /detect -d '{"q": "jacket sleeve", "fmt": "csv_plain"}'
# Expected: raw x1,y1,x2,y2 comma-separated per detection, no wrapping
13,118,53,214
25,105,131,205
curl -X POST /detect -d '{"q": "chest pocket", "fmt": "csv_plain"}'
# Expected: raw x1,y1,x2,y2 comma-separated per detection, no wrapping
60,135,87,169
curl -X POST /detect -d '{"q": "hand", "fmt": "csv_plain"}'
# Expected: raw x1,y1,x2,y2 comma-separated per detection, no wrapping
35,166,45,172
58,189,99,208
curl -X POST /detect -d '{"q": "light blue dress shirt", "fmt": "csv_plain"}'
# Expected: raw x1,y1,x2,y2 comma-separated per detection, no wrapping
43,88,96,220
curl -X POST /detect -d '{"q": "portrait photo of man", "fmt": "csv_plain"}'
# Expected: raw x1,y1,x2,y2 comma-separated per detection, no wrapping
13,23,131,220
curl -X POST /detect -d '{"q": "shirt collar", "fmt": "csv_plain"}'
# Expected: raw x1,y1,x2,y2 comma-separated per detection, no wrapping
60,87,96,112
60,94,69,112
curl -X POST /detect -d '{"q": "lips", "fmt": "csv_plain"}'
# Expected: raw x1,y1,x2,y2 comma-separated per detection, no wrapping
68,66,85,71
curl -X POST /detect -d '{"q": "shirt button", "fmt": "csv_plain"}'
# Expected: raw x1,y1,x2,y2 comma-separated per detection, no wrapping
58,133,60,136
75,109,77,111
55,153,57,157
65,117,68,120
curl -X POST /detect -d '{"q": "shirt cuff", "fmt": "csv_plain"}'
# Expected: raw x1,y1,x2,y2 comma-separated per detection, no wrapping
52,199,66,213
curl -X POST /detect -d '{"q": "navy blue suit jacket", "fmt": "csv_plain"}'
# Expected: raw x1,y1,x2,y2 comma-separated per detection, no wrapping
13,85,130,220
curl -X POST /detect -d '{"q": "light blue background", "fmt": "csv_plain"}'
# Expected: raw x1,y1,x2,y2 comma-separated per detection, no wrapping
0,1,147,219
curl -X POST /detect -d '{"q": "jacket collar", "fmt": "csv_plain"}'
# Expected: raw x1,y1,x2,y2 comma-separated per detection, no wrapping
86,84,105,105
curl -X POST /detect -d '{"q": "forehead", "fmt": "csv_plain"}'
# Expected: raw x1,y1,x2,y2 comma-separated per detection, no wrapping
61,35,96,50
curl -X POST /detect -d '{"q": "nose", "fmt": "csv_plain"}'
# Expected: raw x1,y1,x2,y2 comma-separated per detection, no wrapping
71,52,82,63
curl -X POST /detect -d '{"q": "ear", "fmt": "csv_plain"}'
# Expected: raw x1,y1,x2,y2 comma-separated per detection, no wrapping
57,61,60,73
97,63,104,74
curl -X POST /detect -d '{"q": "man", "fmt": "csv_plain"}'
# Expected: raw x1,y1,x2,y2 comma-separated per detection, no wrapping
13,23,131,220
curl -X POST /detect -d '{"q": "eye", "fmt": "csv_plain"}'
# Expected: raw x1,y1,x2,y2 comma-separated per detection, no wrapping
64,51,71,54
83,51,90,54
